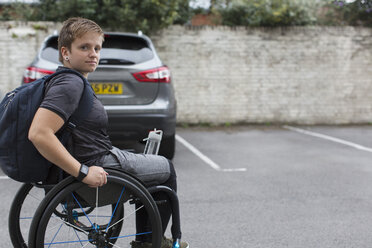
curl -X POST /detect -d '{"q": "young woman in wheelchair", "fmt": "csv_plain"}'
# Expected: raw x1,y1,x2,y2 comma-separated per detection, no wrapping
28,17,188,248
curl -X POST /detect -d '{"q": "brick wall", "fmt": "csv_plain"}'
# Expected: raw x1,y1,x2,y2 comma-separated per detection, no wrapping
1,22,372,124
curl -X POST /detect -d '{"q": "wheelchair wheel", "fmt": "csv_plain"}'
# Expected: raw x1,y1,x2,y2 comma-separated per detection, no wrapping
29,171,162,248
9,183,44,248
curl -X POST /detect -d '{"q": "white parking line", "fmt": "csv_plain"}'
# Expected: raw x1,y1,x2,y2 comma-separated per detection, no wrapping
0,176,9,180
283,125,372,153
175,134,247,172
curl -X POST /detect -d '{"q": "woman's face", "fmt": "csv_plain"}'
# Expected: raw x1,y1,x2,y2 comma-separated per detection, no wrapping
62,32,103,78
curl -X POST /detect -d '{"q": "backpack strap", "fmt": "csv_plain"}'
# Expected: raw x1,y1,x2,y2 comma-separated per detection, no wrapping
42,68,94,183
44,69,94,149
44,68,94,129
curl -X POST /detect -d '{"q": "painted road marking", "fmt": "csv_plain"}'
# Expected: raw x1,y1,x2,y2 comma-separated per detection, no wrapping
175,134,247,172
283,125,372,153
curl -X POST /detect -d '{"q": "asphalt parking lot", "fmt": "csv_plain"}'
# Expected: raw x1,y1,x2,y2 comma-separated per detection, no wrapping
2,125,372,247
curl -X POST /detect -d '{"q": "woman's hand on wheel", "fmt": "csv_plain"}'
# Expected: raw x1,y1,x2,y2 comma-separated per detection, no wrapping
82,166,108,187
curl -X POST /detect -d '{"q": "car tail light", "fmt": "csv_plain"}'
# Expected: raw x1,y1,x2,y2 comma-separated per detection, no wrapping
132,66,171,83
23,67,55,83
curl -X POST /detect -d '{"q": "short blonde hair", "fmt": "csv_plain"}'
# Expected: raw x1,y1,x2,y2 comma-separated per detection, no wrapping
58,17,104,63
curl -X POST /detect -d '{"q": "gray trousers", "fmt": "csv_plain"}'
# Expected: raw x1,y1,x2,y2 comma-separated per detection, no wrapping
100,146,171,186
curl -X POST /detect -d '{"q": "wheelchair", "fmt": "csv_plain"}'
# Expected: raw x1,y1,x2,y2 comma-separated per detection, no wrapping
8,167,182,248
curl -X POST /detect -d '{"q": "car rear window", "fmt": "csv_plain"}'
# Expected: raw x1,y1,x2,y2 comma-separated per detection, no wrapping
40,35,154,65
41,37,59,64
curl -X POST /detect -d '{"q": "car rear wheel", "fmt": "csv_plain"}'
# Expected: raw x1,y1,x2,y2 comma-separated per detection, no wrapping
159,134,175,160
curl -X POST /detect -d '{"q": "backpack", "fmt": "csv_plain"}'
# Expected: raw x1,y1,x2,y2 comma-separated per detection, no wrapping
0,68,93,183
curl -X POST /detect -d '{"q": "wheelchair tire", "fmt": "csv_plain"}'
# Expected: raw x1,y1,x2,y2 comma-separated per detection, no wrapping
28,170,162,248
7,183,98,248
9,183,33,248
8,183,48,248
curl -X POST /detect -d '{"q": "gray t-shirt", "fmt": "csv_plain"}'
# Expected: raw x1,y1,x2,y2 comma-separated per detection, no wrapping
40,67,112,165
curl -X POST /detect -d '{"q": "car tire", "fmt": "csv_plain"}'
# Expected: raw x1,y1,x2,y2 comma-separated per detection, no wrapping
159,134,175,160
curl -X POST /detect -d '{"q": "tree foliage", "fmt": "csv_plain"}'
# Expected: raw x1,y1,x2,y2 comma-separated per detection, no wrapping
202,0,372,27
0,0,190,34
1,0,371,28
218,0,318,27
318,0,372,27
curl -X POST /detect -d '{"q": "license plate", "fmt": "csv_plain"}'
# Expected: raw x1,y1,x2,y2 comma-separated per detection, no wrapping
91,83,123,95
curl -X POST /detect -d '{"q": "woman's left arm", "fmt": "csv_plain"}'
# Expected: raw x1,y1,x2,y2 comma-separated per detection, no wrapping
29,107,107,187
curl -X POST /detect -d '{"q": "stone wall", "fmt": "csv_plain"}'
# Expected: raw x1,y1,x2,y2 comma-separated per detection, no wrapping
152,25,372,124
0,21,61,93
1,22,372,124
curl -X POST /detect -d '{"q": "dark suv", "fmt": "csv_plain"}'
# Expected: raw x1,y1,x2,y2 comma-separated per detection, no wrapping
23,32,177,159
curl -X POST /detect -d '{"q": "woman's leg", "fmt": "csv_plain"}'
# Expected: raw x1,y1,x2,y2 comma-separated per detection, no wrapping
136,160,177,242
100,148,178,243
154,160,177,232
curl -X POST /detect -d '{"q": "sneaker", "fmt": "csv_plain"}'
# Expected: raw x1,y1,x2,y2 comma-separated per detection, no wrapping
162,237,189,248
130,237,189,248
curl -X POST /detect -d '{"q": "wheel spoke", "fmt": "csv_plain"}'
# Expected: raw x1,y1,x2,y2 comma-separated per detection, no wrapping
19,216,33,220
95,187,99,225
44,238,92,246
109,231,152,240
72,227,84,247
47,223,63,248
108,205,143,232
106,186,125,232
49,212,89,235
108,241,124,248
45,224,90,246
71,193,94,229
